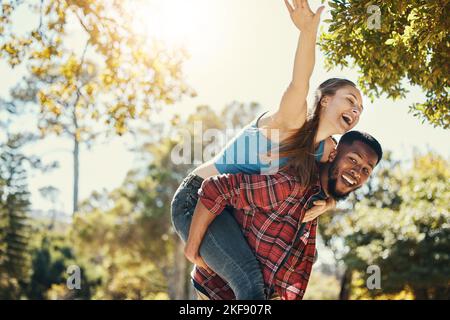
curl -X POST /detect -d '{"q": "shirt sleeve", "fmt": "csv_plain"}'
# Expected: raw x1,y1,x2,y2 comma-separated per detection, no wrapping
198,173,287,216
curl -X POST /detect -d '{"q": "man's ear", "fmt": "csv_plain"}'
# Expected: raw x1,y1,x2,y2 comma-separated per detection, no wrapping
328,149,337,162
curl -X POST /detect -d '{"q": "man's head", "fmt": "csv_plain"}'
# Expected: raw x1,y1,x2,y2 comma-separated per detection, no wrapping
325,131,383,200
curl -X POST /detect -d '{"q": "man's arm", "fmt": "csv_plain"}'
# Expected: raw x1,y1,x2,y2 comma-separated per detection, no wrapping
184,200,216,272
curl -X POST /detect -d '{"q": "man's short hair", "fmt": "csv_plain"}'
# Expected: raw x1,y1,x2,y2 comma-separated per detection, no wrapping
339,131,383,165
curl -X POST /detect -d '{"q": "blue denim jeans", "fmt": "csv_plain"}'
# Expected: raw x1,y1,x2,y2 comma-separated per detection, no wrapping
171,173,266,300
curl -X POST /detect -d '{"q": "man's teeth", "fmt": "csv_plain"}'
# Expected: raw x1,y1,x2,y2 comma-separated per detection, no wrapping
342,174,356,186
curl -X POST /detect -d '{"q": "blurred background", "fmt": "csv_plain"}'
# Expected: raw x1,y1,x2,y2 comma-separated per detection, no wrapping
0,0,448,299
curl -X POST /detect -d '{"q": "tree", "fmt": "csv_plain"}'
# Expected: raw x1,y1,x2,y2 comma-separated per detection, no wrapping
319,152,450,299
0,98,60,298
71,168,178,299
1,0,195,214
27,233,94,300
39,186,61,230
0,133,35,299
319,0,449,128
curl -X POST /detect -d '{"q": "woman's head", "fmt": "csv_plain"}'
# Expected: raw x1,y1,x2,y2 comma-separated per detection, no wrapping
315,78,363,135
278,78,363,187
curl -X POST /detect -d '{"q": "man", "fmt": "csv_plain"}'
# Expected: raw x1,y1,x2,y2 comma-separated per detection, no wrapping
184,131,383,300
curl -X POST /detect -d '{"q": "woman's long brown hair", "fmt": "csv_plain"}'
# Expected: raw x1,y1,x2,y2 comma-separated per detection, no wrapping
277,78,356,186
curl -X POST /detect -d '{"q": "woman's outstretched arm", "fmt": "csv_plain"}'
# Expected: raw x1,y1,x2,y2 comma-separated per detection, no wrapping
275,0,325,128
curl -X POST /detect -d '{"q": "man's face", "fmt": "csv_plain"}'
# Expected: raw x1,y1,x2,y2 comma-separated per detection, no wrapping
327,141,378,200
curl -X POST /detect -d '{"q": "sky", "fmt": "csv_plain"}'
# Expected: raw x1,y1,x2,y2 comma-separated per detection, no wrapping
1,0,449,217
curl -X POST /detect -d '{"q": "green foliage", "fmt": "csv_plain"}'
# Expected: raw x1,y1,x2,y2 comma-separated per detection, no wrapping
27,233,94,299
71,175,175,299
320,152,450,299
320,0,450,128
1,0,195,137
0,134,33,299
0,102,59,299
303,270,341,300
1,0,197,215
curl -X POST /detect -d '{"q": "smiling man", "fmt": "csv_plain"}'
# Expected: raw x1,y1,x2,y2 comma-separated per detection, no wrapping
324,131,379,201
182,130,382,300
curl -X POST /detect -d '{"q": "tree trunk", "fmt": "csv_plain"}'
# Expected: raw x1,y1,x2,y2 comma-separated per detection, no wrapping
73,133,79,215
172,237,189,299
166,236,190,299
339,268,351,300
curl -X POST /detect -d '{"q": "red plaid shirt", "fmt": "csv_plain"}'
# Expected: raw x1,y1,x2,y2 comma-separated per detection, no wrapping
192,170,323,300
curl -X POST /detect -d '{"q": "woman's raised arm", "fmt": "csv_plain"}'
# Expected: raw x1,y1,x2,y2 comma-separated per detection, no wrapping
275,0,324,128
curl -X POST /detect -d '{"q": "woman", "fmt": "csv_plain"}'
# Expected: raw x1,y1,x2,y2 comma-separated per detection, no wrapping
171,0,363,299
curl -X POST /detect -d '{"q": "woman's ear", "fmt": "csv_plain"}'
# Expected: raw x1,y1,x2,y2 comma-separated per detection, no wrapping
321,96,330,107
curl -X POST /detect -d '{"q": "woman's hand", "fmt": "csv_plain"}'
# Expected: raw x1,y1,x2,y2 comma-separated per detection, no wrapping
302,197,336,222
184,243,213,274
284,0,325,34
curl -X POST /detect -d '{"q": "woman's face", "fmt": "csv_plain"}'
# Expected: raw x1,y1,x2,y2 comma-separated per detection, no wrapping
321,86,364,135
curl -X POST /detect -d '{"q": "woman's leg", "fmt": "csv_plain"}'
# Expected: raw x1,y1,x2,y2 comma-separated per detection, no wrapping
171,175,266,300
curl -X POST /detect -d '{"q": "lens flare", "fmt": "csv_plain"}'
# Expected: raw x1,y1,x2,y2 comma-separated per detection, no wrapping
133,0,212,48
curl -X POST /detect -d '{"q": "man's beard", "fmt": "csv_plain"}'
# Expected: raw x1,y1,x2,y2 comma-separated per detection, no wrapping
327,163,354,201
